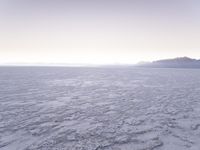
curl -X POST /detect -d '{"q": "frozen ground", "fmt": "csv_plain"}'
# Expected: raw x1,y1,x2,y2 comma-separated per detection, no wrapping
1,67,200,150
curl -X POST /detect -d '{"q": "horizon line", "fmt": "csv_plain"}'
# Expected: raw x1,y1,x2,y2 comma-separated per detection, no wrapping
0,56,199,67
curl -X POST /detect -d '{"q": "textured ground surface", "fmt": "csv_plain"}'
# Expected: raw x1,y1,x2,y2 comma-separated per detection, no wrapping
1,67,200,150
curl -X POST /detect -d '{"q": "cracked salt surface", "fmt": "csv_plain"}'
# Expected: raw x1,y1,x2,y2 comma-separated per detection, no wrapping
1,67,200,150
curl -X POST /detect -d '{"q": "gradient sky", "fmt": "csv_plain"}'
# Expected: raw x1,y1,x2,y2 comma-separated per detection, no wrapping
0,0,200,64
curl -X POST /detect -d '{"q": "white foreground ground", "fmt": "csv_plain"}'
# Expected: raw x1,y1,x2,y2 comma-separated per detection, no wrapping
0,67,200,150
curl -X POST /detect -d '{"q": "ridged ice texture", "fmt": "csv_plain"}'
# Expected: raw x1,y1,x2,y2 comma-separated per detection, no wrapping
1,67,200,150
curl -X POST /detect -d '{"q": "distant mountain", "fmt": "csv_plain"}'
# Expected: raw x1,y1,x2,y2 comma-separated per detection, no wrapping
137,57,200,68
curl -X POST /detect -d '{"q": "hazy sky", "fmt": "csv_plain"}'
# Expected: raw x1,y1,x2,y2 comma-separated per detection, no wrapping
0,0,200,64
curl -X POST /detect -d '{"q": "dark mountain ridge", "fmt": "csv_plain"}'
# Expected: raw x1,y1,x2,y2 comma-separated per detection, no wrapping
137,57,200,68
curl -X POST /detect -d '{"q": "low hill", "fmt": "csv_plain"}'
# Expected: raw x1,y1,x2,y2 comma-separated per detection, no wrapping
137,57,200,68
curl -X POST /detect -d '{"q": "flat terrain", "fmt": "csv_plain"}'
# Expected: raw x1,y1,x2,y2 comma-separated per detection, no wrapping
1,67,200,150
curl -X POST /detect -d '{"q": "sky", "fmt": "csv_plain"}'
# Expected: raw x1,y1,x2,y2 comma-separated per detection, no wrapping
0,0,200,65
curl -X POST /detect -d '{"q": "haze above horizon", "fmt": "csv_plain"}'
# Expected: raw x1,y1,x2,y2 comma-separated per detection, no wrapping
0,0,200,65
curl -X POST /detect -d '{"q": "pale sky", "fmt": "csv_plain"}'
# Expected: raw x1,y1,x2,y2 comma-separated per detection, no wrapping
0,0,200,65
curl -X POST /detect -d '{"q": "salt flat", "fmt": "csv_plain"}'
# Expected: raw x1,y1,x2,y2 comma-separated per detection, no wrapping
0,67,200,150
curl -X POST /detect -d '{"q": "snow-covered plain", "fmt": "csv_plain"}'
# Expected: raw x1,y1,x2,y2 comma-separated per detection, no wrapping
1,67,200,150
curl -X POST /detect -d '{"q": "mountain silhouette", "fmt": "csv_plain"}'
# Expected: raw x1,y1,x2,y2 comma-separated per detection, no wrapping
137,57,200,68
